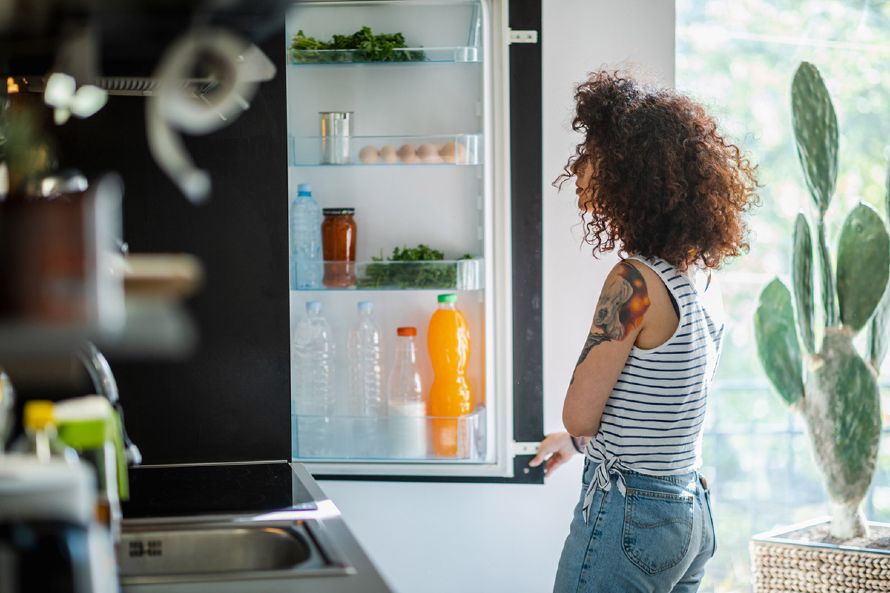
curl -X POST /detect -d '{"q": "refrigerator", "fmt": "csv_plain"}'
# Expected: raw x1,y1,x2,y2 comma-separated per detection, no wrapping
285,0,542,482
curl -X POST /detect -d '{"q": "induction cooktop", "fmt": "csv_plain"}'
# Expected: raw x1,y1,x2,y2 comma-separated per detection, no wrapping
122,462,317,518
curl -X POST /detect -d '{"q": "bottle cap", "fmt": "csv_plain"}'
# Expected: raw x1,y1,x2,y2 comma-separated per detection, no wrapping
397,327,417,337
297,183,312,196
358,301,373,313
306,301,322,314
437,293,457,304
24,401,54,431
322,208,355,216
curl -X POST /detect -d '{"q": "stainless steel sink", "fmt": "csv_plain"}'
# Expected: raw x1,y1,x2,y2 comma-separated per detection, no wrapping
118,515,353,584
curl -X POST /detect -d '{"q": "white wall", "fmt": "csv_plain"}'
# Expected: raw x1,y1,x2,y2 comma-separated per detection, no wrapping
320,3,675,592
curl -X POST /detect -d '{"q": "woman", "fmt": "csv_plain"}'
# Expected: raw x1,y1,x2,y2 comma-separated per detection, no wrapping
530,71,758,593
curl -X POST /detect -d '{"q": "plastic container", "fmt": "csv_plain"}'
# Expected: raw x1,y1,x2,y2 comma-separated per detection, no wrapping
292,301,334,418
55,396,128,542
290,183,323,289
386,327,427,458
427,293,472,457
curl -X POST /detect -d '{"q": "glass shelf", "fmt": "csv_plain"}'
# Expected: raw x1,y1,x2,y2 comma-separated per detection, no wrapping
289,46,480,65
292,258,484,292
292,408,486,462
288,134,483,167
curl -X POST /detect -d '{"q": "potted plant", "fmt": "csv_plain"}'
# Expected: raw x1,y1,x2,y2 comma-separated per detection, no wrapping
752,61,890,592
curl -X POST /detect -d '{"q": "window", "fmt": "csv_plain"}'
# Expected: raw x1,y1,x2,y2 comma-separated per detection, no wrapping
677,1,890,590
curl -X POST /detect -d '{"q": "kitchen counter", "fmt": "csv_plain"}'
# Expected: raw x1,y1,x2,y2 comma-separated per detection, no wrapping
120,462,393,593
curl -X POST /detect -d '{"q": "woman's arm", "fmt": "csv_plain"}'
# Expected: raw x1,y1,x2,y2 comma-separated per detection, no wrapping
562,261,650,437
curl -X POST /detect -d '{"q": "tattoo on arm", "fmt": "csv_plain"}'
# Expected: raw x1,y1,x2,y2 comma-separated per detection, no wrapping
571,333,610,384
570,261,650,385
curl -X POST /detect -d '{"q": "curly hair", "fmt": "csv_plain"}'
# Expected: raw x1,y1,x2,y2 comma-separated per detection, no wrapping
558,70,759,271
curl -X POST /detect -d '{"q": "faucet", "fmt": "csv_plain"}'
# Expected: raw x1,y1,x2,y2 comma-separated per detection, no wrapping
76,341,142,466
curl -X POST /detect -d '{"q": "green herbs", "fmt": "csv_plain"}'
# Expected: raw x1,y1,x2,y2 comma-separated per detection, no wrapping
357,245,473,289
290,27,425,63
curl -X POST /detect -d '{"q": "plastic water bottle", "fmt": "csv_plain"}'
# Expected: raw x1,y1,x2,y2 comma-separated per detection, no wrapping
292,301,333,456
387,327,427,458
290,183,323,289
348,301,384,456
348,301,384,416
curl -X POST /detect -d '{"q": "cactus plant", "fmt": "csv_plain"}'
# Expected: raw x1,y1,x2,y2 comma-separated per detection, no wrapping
754,62,889,539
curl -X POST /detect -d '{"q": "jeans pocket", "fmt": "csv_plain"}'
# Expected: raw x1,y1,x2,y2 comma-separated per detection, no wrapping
703,489,717,559
622,487,694,574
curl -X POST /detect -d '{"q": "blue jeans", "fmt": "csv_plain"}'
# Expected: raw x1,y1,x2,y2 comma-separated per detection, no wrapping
553,458,716,593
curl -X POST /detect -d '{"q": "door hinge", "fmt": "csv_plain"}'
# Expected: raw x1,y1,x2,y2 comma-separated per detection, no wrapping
512,441,540,457
508,29,538,44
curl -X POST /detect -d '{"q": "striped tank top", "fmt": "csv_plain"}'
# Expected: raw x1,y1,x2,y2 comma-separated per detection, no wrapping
580,254,725,523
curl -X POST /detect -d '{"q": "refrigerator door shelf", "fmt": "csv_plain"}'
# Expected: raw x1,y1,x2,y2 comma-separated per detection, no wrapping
292,258,484,292
293,408,487,462
289,46,480,65
288,134,483,167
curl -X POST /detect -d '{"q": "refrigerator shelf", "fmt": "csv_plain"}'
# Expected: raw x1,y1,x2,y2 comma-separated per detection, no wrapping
292,258,484,292
288,134,483,167
292,408,487,462
289,46,481,65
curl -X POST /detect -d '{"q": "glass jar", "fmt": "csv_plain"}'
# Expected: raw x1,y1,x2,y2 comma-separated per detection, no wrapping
322,208,357,288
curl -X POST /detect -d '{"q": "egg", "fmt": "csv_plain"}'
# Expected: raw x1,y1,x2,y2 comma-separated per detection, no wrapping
397,144,419,164
439,141,469,164
379,145,398,164
359,145,380,164
417,143,442,163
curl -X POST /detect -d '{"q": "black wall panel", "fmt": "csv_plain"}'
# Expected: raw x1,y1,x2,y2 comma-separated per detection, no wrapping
54,32,291,465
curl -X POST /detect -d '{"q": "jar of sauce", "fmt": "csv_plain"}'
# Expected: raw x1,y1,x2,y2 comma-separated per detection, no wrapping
322,208,356,288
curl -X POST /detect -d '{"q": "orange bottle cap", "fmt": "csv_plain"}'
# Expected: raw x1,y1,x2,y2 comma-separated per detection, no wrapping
397,327,417,337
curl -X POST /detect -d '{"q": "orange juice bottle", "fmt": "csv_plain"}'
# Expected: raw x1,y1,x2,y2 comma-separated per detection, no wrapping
427,293,472,457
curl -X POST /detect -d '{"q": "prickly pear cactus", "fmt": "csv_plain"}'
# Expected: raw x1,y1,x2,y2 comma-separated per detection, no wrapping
755,62,889,540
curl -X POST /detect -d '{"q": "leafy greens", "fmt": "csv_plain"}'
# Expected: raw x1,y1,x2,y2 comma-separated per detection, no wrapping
357,245,474,289
290,27,425,63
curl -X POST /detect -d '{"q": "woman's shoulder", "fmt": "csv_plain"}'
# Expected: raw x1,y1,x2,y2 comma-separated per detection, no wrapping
616,256,683,349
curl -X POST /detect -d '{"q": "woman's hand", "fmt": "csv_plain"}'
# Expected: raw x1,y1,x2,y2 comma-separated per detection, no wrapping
528,432,580,477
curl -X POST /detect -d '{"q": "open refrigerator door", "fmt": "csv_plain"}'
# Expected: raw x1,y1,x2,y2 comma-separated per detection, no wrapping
285,0,515,478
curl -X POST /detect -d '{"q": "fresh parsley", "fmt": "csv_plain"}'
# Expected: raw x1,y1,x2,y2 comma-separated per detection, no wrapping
357,245,474,289
290,27,425,63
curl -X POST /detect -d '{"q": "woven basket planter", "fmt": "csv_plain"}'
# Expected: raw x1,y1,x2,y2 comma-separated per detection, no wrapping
751,517,890,593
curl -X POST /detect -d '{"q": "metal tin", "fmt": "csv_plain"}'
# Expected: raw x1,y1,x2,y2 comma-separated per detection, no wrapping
319,111,353,164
